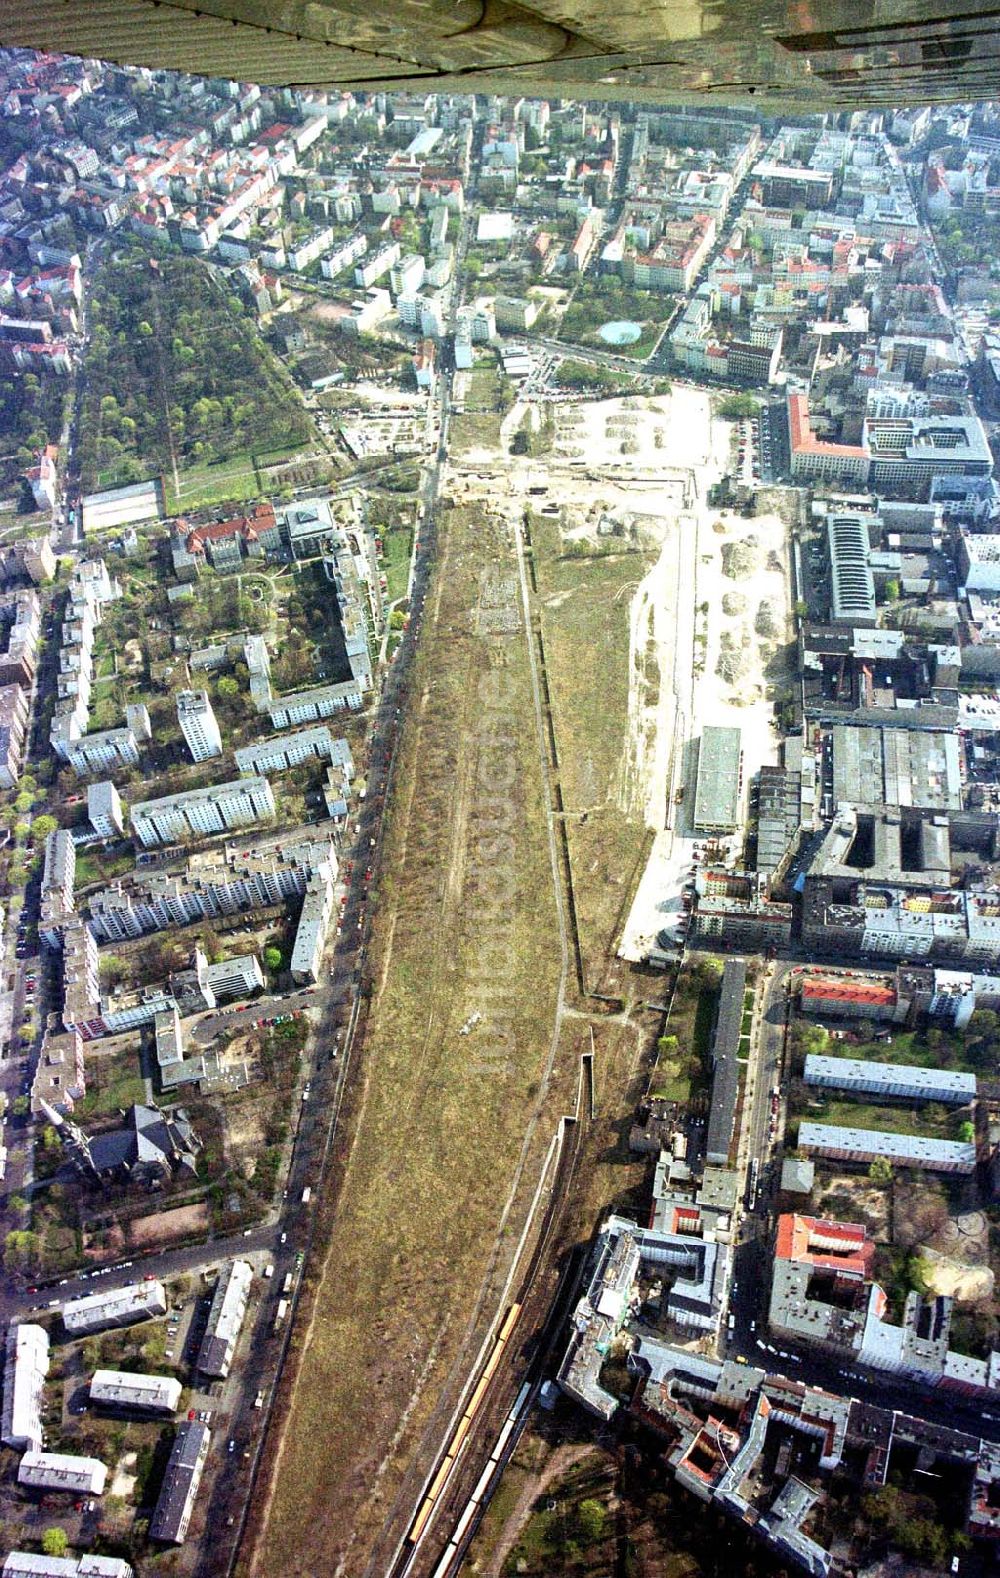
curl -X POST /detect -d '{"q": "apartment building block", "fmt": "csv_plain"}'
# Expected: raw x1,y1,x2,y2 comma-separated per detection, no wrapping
176,690,223,762
129,777,275,848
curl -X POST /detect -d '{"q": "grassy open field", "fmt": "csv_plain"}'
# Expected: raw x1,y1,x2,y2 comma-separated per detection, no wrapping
450,364,506,455
249,499,563,1576
531,512,652,982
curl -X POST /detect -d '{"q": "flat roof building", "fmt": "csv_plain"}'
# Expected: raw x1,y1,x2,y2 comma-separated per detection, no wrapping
827,515,876,626
62,1281,167,1336
197,1259,252,1379
4,1556,133,1578
18,1451,107,1496
289,861,336,984
706,958,746,1167
149,1420,210,1544
693,726,742,834
87,779,124,841
90,1369,182,1416
798,1121,976,1174
804,1054,975,1105
130,777,275,848
234,726,351,777
830,725,962,811
176,690,223,764
1,1323,49,1452
265,679,363,729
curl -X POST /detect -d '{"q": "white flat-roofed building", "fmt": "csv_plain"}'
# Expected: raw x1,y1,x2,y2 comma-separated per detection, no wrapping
150,1420,210,1544
1,1323,49,1451
62,1280,167,1335
204,954,264,1000
798,1121,976,1174
803,1054,975,1104
90,1369,182,1415
234,727,352,776
88,833,336,942
66,727,140,776
266,680,363,728
4,1554,134,1578
87,780,124,840
197,1258,253,1378
289,862,336,983
243,634,272,706
40,828,76,946
176,690,223,763
130,777,275,848
18,1451,107,1495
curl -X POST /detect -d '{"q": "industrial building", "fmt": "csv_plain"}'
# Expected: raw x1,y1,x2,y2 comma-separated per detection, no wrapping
827,515,876,626
18,1451,107,1496
693,726,742,834
90,1369,182,1416
803,1054,975,1105
130,776,275,848
62,1280,168,1335
1,1323,49,1451
149,1420,210,1544
197,1259,253,1379
830,725,962,811
797,1121,976,1174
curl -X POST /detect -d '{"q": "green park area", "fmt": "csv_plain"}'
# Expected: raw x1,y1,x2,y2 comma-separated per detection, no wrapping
79,243,315,497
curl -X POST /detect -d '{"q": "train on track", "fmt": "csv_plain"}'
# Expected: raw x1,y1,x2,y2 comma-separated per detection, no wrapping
406,1302,523,1549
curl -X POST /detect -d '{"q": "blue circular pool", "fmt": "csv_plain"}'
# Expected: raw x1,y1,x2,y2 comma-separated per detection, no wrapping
598,319,643,346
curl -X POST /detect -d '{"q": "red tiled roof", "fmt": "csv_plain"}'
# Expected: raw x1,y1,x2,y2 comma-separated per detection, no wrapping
788,392,867,459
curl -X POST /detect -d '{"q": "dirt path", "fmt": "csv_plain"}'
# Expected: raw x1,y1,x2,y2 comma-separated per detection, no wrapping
480,1443,597,1578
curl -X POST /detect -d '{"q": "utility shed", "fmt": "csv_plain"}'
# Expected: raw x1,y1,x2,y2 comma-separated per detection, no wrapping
693,726,743,834
706,957,747,1166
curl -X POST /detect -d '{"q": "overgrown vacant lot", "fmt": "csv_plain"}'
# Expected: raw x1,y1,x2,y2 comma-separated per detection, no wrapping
252,502,563,1576
532,512,651,981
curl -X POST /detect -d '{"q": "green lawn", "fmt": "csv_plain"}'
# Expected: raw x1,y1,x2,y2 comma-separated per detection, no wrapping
790,1096,960,1141
825,1026,982,1076
163,453,261,513
73,1070,147,1121
382,525,413,604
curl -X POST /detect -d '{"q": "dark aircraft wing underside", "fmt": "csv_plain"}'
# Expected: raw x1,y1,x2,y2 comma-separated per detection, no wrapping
2,0,1000,108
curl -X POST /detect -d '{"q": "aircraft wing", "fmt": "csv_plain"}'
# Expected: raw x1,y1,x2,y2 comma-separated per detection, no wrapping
1,0,999,108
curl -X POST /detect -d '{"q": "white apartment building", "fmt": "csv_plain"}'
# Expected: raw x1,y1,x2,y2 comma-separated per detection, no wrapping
90,1369,182,1415
40,829,76,947
62,1281,167,1335
18,1452,107,1496
176,690,223,762
267,680,363,729
1,1323,49,1452
234,726,352,776
204,954,265,999
88,834,337,941
88,779,125,840
66,727,140,776
290,860,336,983
130,777,275,849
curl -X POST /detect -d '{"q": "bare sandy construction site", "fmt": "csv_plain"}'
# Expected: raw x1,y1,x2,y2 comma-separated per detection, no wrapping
452,384,792,965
